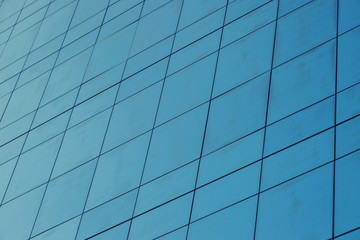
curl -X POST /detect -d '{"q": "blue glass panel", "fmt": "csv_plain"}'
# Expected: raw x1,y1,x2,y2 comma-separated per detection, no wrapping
4,135,63,202
0,158,16,201
256,164,333,240
32,161,95,236
86,132,150,210
191,162,260,221
278,0,311,17
156,53,217,125
70,0,107,28
225,0,270,23
222,0,277,48
156,227,187,240
52,109,111,177
336,116,360,158
205,72,269,155
337,229,360,240
0,135,26,165
178,0,226,30
265,97,334,156
198,130,263,186
339,0,360,34
335,151,360,235
31,217,80,240
135,161,197,215
89,221,130,240
143,104,208,182
130,0,181,56
214,23,274,96
188,197,257,240
0,186,45,240
128,193,192,240
274,0,336,66
102,82,161,152
338,27,360,91
337,83,360,123
268,41,336,123
261,129,334,190
77,190,136,239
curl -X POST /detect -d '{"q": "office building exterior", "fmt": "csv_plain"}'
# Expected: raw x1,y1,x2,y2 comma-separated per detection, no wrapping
0,0,359,239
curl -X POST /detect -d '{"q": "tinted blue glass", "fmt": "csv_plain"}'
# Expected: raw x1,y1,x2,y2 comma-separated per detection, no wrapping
337,83,360,123
336,116,360,158
31,217,80,240
214,24,274,96
274,0,336,66
337,27,360,91
32,161,95,236
256,165,333,240
188,197,257,240
142,104,207,182
339,0,360,34
205,72,269,155
0,158,16,201
335,151,360,235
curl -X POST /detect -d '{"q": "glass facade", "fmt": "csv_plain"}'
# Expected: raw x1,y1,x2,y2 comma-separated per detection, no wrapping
0,0,359,239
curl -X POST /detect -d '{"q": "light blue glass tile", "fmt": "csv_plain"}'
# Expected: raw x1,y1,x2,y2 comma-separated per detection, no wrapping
0,158,16,201
136,161,197,215
69,86,117,128
336,116,360,158
143,104,208,182
225,0,270,23
32,161,96,236
337,229,360,240
337,83,360,123
0,57,26,83
204,72,269,155
79,63,124,102
0,186,45,240
130,0,181,55
57,30,98,64
86,132,150,210
128,193,193,240
31,217,81,240
156,226,187,240
52,109,111,177
268,40,336,123
191,162,260,221
77,190,137,239
0,23,40,69
335,150,360,235
188,197,257,240
19,0,50,21
33,1,76,49
64,10,104,46
2,71,49,126
124,36,173,78
24,111,70,152
89,221,130,240
339,0,360,34
0,135,26,165
4,135,63,202
41,49,92,105
18,53,57,86
198,130,264,187
99,4,141,41
0,0,24,22
214,23,274,96
34,88,78,126
70,0,107,28
178,0,226,30
261,129,334,190
0,112,35,146
256,164,333,240
222,0,277,47
103,82,161,152
265,97,334,156
85,23,136,80
338,27,360,91
274,0,336,66
168,29,221,76
0,75,17,98
12,7,47,37
142,0,172,16
278,0,311,17
105,0,141,23
156,53,217,125
173,7,225,52
117,58,167,102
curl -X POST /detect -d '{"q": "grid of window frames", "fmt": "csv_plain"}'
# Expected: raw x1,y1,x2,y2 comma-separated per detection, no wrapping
0,0,359,239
